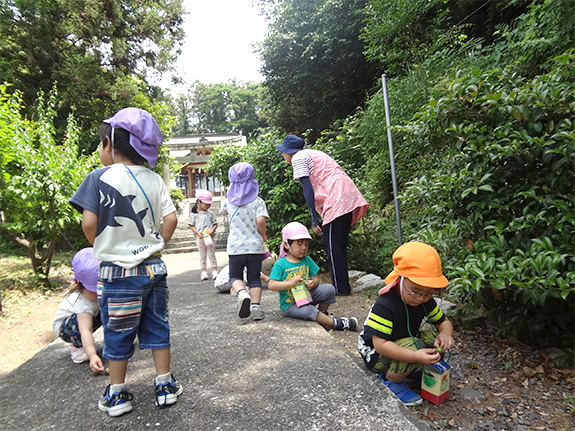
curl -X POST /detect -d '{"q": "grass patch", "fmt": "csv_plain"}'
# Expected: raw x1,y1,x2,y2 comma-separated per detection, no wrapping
0,250,75,296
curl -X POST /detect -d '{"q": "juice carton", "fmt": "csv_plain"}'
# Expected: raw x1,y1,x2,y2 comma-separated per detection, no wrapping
202,229,213,246
420,360,451,405
291,282,312,307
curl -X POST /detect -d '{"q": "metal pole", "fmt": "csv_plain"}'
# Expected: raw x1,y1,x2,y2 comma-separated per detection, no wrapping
381,74,403,246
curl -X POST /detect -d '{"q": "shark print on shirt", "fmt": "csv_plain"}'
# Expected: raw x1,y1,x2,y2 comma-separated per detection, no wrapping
97,180,148,237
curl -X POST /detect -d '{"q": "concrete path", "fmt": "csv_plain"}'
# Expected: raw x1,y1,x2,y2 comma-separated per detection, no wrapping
0,252,429,431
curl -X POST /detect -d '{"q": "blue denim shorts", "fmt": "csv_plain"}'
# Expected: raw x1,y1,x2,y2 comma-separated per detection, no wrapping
98,259,170,361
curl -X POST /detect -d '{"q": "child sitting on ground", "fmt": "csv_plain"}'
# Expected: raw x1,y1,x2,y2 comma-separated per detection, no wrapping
53,247,105,373
268,222,358,331
358,241,454,407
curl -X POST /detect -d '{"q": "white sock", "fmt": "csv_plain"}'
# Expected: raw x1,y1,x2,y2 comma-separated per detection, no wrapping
155,372,171,385
110,383,126,394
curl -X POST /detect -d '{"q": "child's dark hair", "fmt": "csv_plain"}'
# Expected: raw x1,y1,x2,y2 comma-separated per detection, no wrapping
66,281,85,300
283,239,305,255
191,200,200,213
99,123,147,165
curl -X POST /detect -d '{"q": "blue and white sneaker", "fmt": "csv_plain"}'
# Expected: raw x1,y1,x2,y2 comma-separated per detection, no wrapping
98,384,134,417
154,374,183,407
383,380,423,406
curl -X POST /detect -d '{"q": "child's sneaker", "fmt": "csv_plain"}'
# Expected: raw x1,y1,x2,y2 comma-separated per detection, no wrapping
154,374,183,407
212,270,219,280
71,346,88,364
250,304,265,321
98,384,134,417
237,289,251,318
334,317,359,331
383,380,423,407
200,271,209,280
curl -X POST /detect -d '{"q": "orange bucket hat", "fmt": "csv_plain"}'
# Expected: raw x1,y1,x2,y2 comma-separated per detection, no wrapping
379,242,448,295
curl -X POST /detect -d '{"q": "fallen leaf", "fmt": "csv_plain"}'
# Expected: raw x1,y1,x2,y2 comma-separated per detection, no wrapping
536,365,545,374
522,379,529,388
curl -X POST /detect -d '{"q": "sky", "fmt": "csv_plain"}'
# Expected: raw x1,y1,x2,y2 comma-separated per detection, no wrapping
154,0,268,94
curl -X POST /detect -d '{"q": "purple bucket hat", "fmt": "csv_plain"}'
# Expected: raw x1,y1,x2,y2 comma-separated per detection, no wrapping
104,107,163,167
71,247,101,293
228,162,259,206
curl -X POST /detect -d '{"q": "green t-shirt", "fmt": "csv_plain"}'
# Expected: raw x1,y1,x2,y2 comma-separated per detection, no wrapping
269,256,320,311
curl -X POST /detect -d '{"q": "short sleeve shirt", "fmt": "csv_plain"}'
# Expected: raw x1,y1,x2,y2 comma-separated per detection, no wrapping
220,197,268,255
52,291,100,334
69,164,176,268
269,256,320,311
188,210,217,232
291,149,368,226
359,285,445,347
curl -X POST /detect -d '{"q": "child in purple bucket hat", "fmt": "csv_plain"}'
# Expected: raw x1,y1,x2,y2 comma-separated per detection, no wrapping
53,247,104,372
219,162,269,320
70,107,181,417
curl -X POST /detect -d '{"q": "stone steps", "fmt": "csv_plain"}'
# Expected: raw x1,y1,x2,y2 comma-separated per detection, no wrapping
164,198,228,254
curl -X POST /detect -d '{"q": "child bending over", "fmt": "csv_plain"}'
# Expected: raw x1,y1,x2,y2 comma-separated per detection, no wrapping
53,248,104,373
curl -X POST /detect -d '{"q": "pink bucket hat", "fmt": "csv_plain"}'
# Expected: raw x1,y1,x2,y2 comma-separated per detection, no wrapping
378,242,448,295
104,107,163,168
71,247,101,293
227,162,259,206
280,222,312,257
195,189,212,204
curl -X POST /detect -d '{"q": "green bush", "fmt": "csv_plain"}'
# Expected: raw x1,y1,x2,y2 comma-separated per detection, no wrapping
399,50,575,352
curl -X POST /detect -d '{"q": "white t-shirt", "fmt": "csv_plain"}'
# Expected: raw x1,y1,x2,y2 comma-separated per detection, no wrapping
220,197,268,255
70,163,176,268
52,291,100,334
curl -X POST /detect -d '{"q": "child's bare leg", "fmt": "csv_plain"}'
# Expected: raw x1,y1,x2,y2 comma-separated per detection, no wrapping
318,304,330,312
385,370,410,383
230,279,249,295
108,359,128,385
248,286,262,303
316,312,334,328
152,348,170,376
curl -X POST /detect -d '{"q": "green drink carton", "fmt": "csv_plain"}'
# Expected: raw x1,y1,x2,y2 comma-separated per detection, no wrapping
420,360,450,405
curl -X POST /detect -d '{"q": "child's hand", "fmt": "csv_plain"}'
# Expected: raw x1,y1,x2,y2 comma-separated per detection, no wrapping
290,275,304,286
434,333,454,352
306,279,316,289
90,355,105,374
414,348,442,365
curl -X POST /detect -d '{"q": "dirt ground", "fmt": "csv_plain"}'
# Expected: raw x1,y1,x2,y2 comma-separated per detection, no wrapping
1,274,574,431
328,292,575,431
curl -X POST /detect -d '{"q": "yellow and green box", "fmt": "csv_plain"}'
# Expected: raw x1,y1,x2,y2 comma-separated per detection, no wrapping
420,360,450,405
